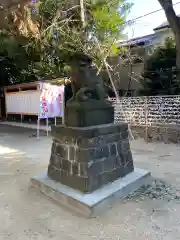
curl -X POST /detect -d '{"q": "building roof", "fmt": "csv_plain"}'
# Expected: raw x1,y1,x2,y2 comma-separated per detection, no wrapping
117,33,156,47
153,20,170,31
4,78,70,90
154,14,180,31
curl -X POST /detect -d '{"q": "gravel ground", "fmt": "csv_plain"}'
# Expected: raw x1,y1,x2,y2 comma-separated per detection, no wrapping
0,125,180,240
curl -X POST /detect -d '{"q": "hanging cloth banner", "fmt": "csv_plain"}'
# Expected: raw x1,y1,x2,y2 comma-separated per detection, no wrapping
39,82,64,119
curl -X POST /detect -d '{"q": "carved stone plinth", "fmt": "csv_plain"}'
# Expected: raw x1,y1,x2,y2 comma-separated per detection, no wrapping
64,100,114,127
48,123,134,193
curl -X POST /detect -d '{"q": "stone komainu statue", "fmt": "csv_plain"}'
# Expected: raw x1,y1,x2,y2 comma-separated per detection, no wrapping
65,53,114,127
69,53,108,103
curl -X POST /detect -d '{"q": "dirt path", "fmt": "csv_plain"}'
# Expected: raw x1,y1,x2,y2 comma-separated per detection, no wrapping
0,126,180,239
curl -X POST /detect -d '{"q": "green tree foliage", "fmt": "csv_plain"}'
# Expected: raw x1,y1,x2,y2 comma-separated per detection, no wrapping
139,38,180,96
0,31,39,86
35,0,132,67
0,0,132,86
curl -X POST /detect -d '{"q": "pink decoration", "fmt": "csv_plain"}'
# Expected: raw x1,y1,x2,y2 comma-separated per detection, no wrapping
39,83,64,119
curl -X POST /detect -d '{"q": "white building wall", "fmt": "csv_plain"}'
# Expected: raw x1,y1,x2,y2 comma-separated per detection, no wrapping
154,28,174,45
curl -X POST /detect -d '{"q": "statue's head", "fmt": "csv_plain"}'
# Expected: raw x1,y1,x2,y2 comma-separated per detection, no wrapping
71,53,92,67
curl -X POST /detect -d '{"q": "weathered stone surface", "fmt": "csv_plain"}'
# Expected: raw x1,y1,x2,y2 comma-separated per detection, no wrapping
52,123,128,141
131,124,180,143
48,123,134,193
65,100,114,127
31,169,151,217
65,53,114,128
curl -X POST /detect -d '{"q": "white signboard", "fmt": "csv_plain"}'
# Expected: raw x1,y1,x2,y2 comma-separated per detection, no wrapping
5,82,64,118
6,90,41,115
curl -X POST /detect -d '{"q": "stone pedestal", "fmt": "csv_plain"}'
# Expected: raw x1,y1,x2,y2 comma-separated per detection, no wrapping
48,123,134,193
31,169,151,217
64,100,114,127
31,122,151,217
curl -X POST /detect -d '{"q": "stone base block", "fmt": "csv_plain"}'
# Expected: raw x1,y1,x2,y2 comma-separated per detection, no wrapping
49,123,134,193
31,168,151,218
65,100,114,127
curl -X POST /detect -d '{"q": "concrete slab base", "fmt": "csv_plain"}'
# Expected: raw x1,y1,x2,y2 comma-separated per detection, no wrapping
30,168,151,218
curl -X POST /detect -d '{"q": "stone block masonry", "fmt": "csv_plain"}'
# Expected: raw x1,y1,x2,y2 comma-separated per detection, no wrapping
131,124,180,143
48,123,134,193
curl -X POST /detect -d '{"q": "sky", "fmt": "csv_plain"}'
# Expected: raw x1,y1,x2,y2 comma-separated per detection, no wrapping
124,0,180,39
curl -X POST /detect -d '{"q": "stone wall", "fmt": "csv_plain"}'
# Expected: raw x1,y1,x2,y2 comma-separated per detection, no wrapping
131,124,180,143
110,96,180,143
48,123,134,193
111,95,180,127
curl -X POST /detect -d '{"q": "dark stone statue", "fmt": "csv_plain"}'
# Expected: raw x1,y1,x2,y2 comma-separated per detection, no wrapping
64,53,114,127
69,53,108,102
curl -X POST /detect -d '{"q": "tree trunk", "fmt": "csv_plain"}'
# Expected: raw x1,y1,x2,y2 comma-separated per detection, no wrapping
158,0,180,80
175,35,180,80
